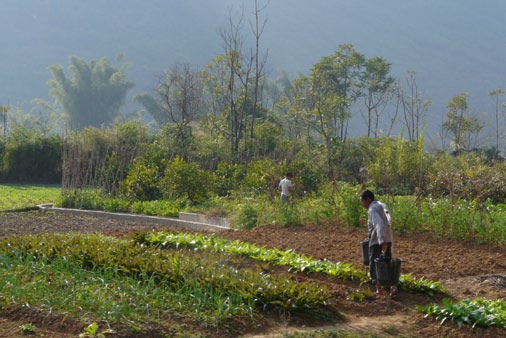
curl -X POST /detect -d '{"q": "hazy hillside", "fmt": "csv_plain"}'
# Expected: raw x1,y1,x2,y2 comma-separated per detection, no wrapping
1,0,505,142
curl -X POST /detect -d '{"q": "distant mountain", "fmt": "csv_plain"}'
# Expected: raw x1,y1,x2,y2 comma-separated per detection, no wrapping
1,0,505,143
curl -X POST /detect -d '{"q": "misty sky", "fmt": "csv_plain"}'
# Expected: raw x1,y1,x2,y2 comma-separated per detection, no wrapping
1,0,505,140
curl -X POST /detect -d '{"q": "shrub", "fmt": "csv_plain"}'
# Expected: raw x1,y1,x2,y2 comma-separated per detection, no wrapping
234,203,259,229
57,189,112,211
242,159,280,198
212,161,245,197
2,134,62,183
368,135,429,195
121,160,163,201
160,156,212,204
426,153,506,204
276,201,301,226
130,199,183,217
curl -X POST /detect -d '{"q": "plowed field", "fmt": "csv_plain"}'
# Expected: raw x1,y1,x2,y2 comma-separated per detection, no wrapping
0,210,504,337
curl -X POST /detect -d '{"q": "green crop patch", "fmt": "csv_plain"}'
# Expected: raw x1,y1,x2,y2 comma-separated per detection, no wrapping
418,298,506,328
0,233,336,331
135,231,445,296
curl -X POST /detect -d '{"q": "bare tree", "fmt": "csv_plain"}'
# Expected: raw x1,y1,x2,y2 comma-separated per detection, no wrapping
202,2,269,163
0,106,8,138
158,64,203,141
135,63,203,159
489,89,506,158
397,71,431,141
249,0,269,139
219,10,252,161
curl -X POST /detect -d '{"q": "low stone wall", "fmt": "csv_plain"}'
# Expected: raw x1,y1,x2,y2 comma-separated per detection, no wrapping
37,205,231,232
178,212,230,228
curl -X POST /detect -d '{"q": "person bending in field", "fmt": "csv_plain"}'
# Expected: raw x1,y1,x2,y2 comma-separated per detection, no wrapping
360,189,398,298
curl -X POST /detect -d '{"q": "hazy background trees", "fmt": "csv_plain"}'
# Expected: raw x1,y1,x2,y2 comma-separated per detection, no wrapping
0,1,504,206
47,54,134,131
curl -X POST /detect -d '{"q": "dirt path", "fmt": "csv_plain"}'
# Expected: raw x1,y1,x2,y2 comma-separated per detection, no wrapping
0,210,504,337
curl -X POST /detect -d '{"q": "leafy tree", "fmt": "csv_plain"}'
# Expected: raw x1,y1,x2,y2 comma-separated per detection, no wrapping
249,118,285,158
312,44,365,144
241,158,279,198
47,55,134,130
287,76,317,143
213,161,245,196
442,93,483,151
262,70,293,115
360,56,395,137
297,44,364,177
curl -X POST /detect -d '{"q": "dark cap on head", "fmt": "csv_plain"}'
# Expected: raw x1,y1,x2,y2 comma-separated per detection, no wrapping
360,189,374,201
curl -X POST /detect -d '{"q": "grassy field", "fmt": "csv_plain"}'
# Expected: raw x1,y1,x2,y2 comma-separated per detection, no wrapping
0,184,61,211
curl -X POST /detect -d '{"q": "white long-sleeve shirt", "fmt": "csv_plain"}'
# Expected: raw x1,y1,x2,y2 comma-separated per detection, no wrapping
278,178,293,196
367,200,393,246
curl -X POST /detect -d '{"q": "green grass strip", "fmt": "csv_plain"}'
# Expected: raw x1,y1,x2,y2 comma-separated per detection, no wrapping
0,184,61,211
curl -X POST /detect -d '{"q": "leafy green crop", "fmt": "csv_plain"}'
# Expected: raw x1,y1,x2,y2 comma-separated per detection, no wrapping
135,232,444,295
418,298,506,328
0,233,333,328
18,323,36,334
79,322,115,337
398,273,446,297
135,231,368,281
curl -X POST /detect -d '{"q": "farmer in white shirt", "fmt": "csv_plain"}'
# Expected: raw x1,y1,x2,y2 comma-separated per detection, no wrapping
360,189,398,298
278,173,294,202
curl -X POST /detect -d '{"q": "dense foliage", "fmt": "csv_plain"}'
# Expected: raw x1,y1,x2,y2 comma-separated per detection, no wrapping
26,120,501,246
53,123,505,198
0,128,62,183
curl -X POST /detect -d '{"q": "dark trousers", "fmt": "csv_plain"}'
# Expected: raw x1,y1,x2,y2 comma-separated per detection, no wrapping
369,242,392,285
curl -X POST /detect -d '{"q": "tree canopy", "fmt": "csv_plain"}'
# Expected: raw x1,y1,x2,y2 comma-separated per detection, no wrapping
47,55,134,130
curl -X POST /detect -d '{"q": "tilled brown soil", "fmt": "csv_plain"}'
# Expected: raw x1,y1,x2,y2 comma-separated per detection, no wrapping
0,210,505,337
